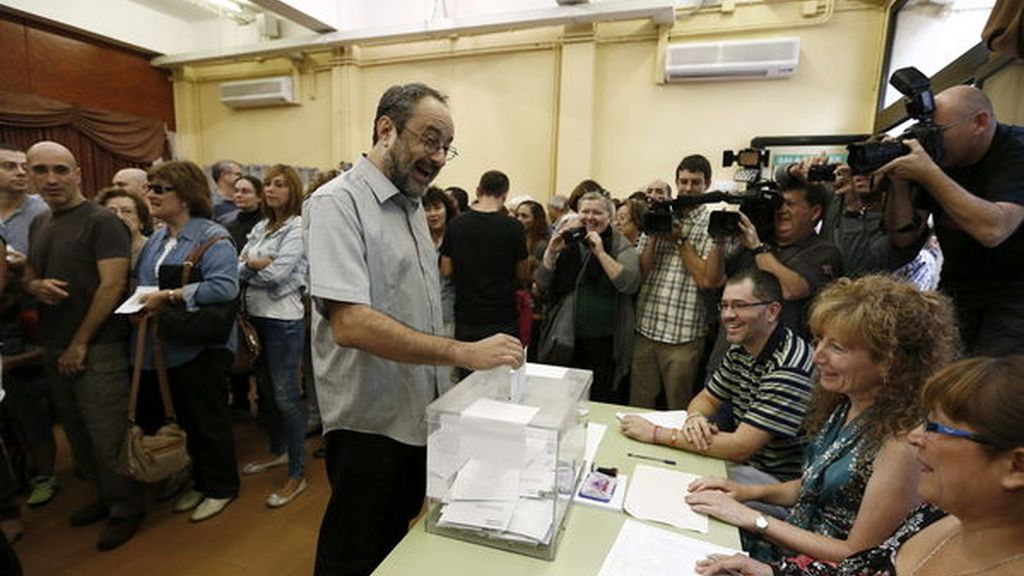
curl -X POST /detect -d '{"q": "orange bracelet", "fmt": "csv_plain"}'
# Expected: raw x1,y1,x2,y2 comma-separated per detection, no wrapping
670,428,679,447
653,425,661,444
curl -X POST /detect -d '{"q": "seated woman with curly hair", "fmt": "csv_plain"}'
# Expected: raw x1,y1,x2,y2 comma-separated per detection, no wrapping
687,275,959,564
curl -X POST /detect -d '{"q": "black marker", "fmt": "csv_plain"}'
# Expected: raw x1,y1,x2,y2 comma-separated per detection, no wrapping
627,452,676,466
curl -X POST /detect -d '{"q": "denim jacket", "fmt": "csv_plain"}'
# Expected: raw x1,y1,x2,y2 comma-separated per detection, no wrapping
133,217,240,369
238,215,307,302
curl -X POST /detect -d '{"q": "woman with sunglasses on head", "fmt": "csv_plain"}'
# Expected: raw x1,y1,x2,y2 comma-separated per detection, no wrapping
687,275,959,564
135,160,241,522
697,355,1024,576
237,164,310,508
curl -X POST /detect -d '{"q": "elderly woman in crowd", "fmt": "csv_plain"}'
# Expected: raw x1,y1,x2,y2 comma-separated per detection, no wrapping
535,190,640,403
697,355,1024,576
226,174,263,250
136,160,241,522
237,164,310,508
96,186,152,268
687,275,959,563
614,195,648,247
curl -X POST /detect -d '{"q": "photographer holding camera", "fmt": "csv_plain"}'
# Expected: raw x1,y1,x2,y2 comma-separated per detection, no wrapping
630,156,718,410
535,191,640,403
879,85,1024,356
704,181,841,341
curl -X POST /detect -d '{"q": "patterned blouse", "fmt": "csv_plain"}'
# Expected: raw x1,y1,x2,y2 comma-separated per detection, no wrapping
748,401,880,562
773,505,946,576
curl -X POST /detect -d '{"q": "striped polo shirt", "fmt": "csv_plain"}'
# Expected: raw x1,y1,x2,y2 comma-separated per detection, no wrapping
707,325,814,481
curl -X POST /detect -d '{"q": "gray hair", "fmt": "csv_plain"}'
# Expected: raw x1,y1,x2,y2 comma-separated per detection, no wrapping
577,191,614,216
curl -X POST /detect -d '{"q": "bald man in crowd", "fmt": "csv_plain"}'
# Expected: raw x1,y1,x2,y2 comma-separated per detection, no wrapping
23,141,142,550
111,167,149,197
880,85,1024,356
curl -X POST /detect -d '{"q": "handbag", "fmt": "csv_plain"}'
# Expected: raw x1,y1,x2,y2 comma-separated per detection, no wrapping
231,286,261,375
119,316,190,483
156,235,237,345
537,290,576,366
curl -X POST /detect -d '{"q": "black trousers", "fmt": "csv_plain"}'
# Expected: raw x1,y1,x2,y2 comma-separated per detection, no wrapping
572,336,626,404
141,348,240,499
958,303,1024,357
314,429,426,576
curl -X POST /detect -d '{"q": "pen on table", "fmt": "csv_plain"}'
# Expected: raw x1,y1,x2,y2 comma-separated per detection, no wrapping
626,452,676,466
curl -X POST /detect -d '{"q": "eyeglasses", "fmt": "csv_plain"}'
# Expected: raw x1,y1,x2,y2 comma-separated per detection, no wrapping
148,183,176,194
402,126,458,161
937,111,981,133
717,300,773,312
922,418,994,446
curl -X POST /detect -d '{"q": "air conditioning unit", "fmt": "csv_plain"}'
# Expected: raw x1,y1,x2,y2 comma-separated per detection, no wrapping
664,37,800,82
219,76,297,108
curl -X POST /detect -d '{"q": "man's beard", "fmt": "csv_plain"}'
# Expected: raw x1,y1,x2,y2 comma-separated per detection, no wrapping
386,145,429,199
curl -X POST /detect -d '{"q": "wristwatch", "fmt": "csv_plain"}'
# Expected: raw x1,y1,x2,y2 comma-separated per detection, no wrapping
754,514,770,533
753,242,771,255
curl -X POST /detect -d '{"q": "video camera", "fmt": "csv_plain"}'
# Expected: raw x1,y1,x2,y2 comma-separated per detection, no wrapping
847,67,944,175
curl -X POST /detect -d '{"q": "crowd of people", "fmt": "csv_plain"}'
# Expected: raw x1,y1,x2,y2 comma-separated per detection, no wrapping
0,78,1020,576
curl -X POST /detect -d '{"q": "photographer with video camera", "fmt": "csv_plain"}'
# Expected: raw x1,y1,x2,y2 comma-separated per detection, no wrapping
535,191,640,403
705,181,841,341
778,157,936,289
630,156,718,410
877,84,1024,356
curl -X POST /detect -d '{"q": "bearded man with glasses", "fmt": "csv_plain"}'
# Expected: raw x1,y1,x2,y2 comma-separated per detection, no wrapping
879,84,1024,357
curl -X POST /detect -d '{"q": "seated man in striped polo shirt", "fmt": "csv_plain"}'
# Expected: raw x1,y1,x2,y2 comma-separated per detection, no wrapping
621,268,814,483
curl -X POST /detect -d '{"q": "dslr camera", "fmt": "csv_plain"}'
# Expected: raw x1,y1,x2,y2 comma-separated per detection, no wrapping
846,67,944,175
561,226,589,246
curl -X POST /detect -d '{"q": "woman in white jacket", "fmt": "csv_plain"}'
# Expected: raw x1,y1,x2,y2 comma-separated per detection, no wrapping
238,164,309,508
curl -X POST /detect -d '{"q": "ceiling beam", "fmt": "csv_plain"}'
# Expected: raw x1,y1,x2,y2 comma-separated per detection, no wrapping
247,0,337,32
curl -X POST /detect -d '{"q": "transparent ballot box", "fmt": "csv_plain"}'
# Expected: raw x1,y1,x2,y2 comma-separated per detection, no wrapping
424,363,592,560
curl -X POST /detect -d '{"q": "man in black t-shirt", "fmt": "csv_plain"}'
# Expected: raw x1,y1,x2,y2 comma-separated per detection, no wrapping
441,170,529,371
24,141,142,551
880,85,1024,356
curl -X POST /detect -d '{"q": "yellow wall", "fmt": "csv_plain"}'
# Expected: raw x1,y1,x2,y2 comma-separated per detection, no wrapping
171,0,887,200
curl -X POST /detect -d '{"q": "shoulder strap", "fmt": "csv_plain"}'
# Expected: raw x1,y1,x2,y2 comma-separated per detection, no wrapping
179,234,231,286
128,316,177,423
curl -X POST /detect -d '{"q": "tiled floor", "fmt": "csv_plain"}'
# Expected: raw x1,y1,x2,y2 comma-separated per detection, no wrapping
15,421,329,576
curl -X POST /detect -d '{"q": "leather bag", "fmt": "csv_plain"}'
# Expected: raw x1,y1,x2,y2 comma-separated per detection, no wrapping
156,235,237,345
119,316,190,483
231,287,261,375
537,290,576,366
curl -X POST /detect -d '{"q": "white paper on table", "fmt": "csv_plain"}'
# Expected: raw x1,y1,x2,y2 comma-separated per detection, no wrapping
624,464,708,533
574,474,628,512
438,500,516,532
506,498,555,543
584,422,607,465
448,459,521,502
525,362,568,379
615,410,688,430
114,286,158,314
597,519,743,576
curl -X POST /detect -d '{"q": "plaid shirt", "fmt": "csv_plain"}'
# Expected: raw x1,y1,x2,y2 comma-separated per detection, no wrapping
635,205,713,344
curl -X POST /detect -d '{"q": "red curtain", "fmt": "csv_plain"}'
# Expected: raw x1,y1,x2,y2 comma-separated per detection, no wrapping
0,90,166,197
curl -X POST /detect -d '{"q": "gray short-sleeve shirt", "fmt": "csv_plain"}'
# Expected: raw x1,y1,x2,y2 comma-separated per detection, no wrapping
305,157,445,446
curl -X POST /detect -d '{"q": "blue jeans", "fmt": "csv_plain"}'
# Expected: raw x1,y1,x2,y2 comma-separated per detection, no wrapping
253,317,307,479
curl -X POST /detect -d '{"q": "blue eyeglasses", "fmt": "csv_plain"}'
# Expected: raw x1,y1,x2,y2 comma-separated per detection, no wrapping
922,418,993,446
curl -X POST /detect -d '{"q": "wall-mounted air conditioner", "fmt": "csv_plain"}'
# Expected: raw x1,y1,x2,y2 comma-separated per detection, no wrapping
664,37,800,82
219,76,298,108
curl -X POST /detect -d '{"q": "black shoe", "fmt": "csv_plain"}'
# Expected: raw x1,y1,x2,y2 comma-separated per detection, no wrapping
69,501,109,527
313,445,326,459
97,514,144,551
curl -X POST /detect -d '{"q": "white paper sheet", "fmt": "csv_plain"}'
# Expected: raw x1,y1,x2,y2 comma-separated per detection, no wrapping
597,519,743,576
518,428,558,497
585,422,607,465
509,360,527,403
615,410,688,430
438,500,516,532
525,363,568,379
462,398,539,425
506,498,555,543
624,464,708,533
448,459,521,502
114,285,158,314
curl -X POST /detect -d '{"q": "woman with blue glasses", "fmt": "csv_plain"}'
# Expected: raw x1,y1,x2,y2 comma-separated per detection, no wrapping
696,355,1024,576
687,275,959,564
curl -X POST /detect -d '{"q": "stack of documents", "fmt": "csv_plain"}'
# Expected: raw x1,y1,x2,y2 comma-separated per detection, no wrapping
597,519,743,576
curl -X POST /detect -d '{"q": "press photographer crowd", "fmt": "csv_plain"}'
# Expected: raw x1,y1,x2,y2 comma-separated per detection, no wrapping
0,69,1022,576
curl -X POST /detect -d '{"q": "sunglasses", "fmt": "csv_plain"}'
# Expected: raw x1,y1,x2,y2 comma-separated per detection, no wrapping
148,183,176,195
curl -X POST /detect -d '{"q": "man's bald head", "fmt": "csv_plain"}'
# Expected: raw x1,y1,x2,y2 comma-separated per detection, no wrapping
934,85,997,167
936,85,994,119
26,141,84,211
113,167,149,196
